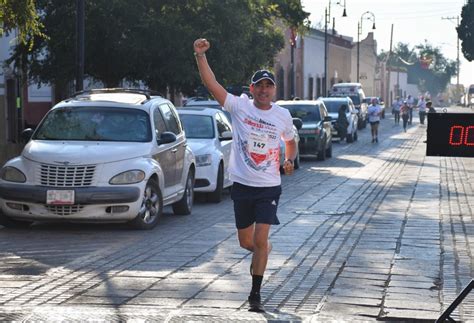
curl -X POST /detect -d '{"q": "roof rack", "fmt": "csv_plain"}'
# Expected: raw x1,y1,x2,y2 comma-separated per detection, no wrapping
72,88,163,100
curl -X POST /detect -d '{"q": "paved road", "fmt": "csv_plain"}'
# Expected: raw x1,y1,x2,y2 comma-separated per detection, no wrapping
0,112,473,322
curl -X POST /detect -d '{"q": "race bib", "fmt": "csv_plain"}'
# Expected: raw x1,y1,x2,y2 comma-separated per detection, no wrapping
249,132,269,154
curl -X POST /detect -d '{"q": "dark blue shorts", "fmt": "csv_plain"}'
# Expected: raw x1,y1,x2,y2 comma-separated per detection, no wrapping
230,182,282,229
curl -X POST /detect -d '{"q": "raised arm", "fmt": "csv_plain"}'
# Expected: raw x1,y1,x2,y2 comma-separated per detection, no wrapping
193,38,228,106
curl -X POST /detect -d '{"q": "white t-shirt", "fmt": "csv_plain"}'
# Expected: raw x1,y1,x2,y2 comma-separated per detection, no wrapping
223,93,294,187
368,104,382,122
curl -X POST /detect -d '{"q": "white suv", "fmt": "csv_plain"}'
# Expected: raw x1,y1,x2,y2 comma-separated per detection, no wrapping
0,89,195,229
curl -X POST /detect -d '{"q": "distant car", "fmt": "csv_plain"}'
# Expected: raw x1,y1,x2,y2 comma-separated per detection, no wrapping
184,98,232,122
364,96,385,118
320,97,359,143
276,100,333,161
177,107,233,203
330,83,368,129
0,89,196,229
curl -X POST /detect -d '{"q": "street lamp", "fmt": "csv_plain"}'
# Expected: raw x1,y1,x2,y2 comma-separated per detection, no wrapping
324,0,347,96
357,11,376,83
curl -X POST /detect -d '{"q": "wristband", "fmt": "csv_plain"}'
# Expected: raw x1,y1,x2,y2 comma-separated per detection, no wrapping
194,52,206,58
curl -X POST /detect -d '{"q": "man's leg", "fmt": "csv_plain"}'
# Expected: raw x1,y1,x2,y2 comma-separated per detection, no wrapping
237,223,271,312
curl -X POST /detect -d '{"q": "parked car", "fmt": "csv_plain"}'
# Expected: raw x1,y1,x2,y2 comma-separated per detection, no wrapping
177,107,233,203
0,89,196,229
276,100,332,161
364,96,385,118
320,97,359,143
184,98,232,122
330,83,368,129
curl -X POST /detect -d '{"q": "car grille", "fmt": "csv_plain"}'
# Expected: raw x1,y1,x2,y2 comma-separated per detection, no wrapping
45,205,84,216
39,164,96,187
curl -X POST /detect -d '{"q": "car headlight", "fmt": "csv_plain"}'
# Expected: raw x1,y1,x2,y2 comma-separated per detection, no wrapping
195,154,212,167
0,166,26,183
109,170,145,185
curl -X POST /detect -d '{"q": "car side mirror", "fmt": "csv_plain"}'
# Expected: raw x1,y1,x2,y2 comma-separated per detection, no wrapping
21,128,34,143
157,131,177,145
324,116,332,122
219,131,233,141
292,118,303,130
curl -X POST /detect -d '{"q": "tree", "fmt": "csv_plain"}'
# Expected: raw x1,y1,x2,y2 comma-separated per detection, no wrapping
0,0,45,49
457,0,474,61
382,42,457,97
9,0,308,100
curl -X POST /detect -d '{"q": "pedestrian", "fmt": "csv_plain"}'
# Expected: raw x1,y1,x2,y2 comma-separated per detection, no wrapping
193,38,297,313
336,104,349,142
368,97,382,143
400,100,410,132
407,94,415,125
427,101,436,113
391,96,401,125
418,96,427,124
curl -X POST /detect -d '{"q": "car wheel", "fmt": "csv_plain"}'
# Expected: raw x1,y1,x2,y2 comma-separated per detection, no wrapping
129,179,162,230
207,164,224,203
0,211,33,229
317,142,326,161
172,169,194,215
294,152,300,169
346,133,354,143
325,141,332,158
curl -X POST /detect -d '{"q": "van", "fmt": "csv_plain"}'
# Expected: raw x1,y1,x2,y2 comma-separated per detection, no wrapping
329,83,368,129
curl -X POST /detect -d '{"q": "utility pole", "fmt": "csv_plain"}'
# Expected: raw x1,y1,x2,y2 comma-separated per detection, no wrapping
76,0,85,92
441,16,460,98
386,24,393,105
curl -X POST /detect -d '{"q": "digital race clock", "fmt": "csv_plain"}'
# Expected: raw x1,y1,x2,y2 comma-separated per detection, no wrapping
427,112,474,157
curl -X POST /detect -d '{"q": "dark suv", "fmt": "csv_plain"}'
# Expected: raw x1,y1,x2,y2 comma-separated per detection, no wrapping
276,99,333,161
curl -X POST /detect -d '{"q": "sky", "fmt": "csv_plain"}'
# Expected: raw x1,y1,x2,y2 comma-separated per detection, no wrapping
301,0,474,89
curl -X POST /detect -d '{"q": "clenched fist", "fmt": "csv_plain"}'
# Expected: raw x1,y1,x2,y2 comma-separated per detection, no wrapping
194,38,210,55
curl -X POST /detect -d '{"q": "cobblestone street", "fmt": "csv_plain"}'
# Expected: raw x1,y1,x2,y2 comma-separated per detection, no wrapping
0,115,473,322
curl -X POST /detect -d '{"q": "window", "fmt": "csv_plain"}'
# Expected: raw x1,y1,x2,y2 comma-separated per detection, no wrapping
153,108,167,135
180,114,214,139
308,77,314,100
216,112,232,136
33,107,152,142
159,104,181,135
279,104,321,122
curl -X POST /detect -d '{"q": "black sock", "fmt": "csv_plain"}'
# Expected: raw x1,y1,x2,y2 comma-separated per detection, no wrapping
251,275,263,296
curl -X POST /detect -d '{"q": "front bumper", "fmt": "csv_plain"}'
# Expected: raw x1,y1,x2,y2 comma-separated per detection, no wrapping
0,183,142,222
0,183,140,204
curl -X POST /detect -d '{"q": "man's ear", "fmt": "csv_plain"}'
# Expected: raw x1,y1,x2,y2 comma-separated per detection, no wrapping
249,84,254,92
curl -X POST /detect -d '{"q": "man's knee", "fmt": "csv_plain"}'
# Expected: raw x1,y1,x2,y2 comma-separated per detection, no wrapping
239,239,253,251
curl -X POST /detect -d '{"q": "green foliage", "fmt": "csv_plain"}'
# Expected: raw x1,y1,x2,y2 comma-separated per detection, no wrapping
384,42,457,96
0,0,45,49
457,0,474,61
9,0,308,99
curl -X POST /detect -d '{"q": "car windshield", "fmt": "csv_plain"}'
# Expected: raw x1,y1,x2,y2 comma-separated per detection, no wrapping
33,107,152,142
279,104,321,122
179,114,215,139
322,101,347,113
349,96,360,105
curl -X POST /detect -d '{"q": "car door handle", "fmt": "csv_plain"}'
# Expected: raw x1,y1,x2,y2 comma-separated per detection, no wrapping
171,148,178,153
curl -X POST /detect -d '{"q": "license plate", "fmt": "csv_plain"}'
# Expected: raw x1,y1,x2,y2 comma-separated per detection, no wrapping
46,190,75,205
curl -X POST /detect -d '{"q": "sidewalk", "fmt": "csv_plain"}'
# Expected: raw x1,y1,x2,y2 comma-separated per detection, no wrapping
0,116,473,322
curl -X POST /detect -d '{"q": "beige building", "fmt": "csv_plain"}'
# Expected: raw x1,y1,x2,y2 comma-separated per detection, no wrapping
274,28,356,100
351,32,378,96
328,34,353,89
